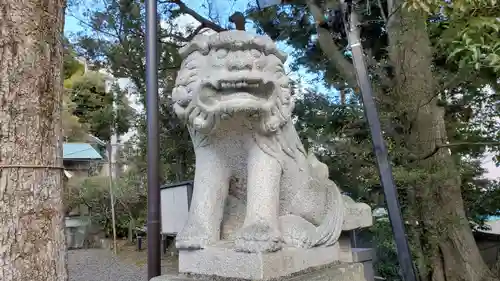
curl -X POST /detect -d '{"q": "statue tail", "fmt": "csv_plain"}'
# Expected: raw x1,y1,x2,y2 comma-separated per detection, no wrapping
307,152,345,246
279,153,345,248
310,179,345,246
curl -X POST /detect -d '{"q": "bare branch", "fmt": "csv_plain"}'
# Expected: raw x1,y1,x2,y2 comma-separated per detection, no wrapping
166,24,206,42
385,2,403,29
68,12,181,49
68,13,119,39
377,0,388,23
165,0,226,32
305,0,357,87
186,24,206,41
421,142,500,160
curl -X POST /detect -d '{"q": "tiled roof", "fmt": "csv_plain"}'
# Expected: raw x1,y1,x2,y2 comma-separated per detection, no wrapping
63,143,103,160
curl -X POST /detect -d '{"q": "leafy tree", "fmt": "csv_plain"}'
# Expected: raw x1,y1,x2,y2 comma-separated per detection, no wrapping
409,0,500,71
63,36,85,80
69,71,116,140
294,88,500,280
66,172,147,238
62,37,135,142
62,92,88,141
62,38,89,141
246,1,499,280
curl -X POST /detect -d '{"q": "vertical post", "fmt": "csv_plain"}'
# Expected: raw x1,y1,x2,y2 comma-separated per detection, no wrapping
107,144,118,255
350,229,358,248
229,12,246,30
146,0,161,279
341,3,417,281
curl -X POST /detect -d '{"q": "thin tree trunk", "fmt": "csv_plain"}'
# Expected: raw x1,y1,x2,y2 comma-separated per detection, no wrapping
0,0,68,281
386,4,496,281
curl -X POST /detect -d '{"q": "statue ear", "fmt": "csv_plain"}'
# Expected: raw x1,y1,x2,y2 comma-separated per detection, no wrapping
307,153,329,180
173,103,187,120
172,86,192,111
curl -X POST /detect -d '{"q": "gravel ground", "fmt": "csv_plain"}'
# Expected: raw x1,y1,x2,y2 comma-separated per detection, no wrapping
68,249,147,281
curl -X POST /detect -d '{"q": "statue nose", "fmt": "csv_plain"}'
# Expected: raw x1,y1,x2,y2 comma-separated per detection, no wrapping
227,61,253,71
226,52,253,71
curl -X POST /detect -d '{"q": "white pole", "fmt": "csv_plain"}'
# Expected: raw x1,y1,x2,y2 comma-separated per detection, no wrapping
108,143,118,254
102,73,118,255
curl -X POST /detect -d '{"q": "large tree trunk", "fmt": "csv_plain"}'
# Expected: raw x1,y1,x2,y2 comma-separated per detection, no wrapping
306,0,495,279
386,3,496,281
0,0,68,281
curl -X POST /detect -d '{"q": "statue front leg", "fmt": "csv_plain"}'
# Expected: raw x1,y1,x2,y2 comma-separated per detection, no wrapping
234,144,283,253
176,147,229,250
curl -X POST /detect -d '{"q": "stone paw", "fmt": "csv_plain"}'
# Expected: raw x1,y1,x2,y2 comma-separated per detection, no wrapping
280,214,315,248
175,221,215,250
234,221,283,253
285,231,312,249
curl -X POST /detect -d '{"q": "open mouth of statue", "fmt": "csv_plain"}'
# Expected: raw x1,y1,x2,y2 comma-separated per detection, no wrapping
199,77,274,108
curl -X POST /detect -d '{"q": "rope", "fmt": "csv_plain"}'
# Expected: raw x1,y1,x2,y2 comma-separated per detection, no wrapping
0,164,65,170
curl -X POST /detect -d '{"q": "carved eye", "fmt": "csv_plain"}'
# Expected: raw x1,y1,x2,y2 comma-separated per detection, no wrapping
215,49,228,59
250,49,261,58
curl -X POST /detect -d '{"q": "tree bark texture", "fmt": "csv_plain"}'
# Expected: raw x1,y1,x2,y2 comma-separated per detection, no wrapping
386,3,497,281
0,0,68,281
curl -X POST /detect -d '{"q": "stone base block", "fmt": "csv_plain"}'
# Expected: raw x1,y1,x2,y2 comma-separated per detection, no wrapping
177,243,344,280
342,197,373,231
151,262,365,281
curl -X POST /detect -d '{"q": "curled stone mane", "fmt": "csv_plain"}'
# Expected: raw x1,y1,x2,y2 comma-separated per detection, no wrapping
172,31,295,137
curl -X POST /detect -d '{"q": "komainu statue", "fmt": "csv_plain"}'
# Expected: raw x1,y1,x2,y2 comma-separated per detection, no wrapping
172,30,371,254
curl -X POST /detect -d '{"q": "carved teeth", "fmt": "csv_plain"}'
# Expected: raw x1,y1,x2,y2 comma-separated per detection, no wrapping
218,81,261,89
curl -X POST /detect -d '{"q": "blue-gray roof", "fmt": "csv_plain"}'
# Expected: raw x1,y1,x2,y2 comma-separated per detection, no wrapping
63,143,103,160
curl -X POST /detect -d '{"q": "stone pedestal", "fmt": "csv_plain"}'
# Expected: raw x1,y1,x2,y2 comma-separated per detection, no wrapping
178,243,341,280
151,262,366,281
352,248,375,281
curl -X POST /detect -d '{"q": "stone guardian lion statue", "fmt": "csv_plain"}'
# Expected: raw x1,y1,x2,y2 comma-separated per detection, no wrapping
171,30,354,253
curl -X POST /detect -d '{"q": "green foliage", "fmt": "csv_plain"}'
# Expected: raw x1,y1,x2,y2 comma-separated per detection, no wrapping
293,91,377,201
112,83,136,137
66,172,147,238
62,92,88,141
408,0,500,71
63,36,85,80
370,220,402,281
63,41,88,141
70,72,114,140
66,71,134,141
70,0,195,180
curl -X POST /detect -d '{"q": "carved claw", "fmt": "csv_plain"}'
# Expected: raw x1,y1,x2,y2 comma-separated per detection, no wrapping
280,214,315,249
176,237,212,250
234,221,283,253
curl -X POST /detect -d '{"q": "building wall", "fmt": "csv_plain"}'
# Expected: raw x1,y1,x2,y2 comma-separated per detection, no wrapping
64,160,105,177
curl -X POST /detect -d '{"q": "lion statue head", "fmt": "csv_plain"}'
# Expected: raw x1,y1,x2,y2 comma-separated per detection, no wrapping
172,31,295,135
